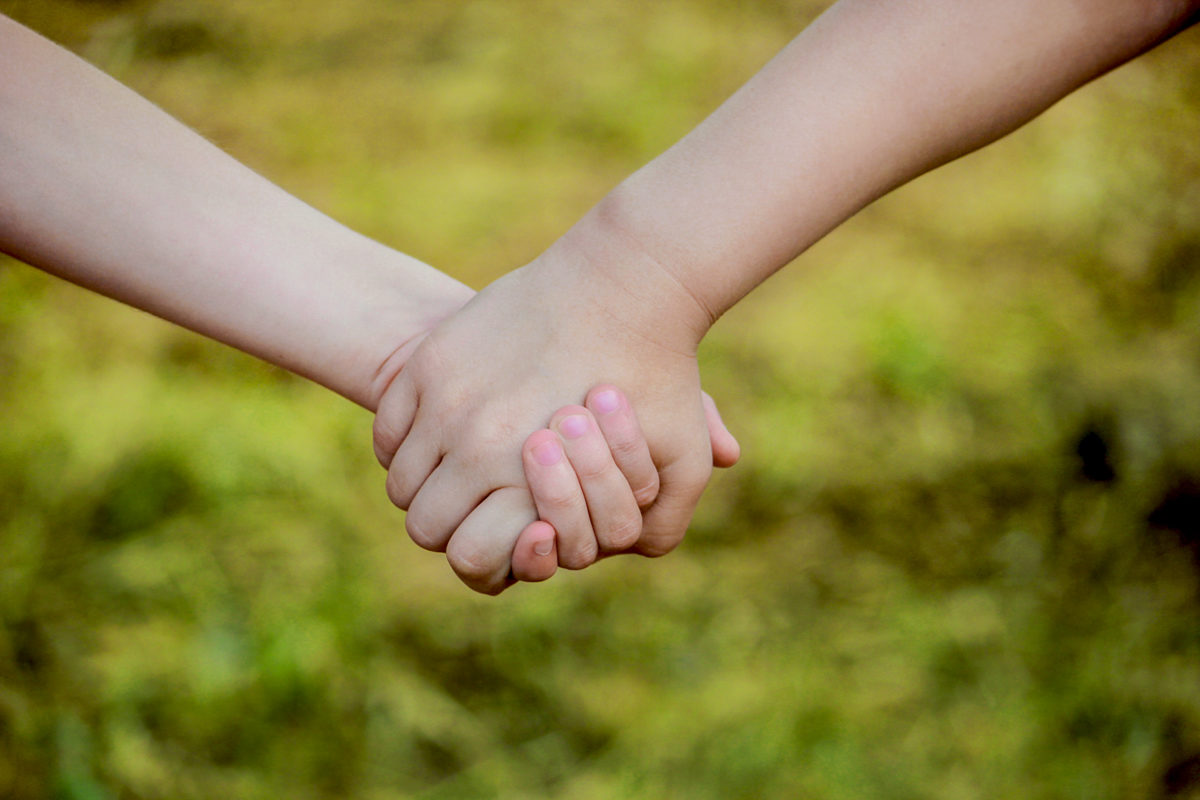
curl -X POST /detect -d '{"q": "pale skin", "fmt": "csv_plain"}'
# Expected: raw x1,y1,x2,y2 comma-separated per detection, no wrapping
0,12,738,590
6,0,1197,593
379,0,1200,592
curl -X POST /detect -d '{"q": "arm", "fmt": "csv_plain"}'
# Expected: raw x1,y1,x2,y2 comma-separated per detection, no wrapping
0,12,733,592
376,0,1197,591
590,0,1200,328
0,13,639,590
0,13,471,409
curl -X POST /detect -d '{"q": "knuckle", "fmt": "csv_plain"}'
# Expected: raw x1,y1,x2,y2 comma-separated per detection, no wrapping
558,539,599,570
608,434,644,462
372,417,401,467
599,513,642,552
471,580,507,597
631,477,660,508
573,456,612,482
446,540,499,587
386,470,415,511
469,410,517,447
374,442,394,470
636,535,682,558
638,506,695,556
537,485,581,515
405,511,448,552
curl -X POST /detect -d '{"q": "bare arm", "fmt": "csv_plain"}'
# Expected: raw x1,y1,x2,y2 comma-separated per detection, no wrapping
0,13,732,593
0,13,473,409
585,0,1200,337
377,0,1198,591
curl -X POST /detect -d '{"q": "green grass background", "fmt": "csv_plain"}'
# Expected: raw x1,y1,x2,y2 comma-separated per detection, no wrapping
2,1,1199,798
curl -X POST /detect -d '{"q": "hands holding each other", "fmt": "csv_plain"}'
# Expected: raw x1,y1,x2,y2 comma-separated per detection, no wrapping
376,380,737,594
372,226,736,594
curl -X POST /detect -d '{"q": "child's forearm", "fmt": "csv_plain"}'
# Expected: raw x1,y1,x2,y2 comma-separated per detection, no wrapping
0,14,472,410
564,0,1196,343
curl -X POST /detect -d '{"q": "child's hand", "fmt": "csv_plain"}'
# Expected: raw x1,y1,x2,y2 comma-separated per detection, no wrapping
373,230,722,594
510,387,739,584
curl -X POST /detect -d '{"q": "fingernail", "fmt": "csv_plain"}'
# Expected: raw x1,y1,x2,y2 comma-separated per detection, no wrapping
559,414,589,439
533,439,563,466
533,538,554,556
593,390,620,415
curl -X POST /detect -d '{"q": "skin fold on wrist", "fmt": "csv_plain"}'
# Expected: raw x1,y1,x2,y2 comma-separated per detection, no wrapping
537,195,718,357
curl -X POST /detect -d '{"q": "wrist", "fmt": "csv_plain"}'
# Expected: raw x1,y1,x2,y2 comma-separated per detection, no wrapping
314,231,474,411
538,188,717,356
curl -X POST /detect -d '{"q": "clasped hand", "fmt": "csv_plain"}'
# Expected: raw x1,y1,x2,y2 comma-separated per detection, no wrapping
371,246,737,594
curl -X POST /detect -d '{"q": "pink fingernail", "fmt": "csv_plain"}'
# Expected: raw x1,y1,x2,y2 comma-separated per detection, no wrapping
559,414,589,439
593,390,621,415
533,538,554,556
533,439,563,466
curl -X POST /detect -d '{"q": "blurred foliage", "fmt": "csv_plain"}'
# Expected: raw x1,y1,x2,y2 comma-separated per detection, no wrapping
2,1,1199,798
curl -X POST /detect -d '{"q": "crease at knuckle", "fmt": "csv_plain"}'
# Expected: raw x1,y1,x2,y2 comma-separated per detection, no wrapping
608,434,644,464
631,478,660,508
372,417,401,467
600,513,641,552
538,487,581,515
405,512,447,552
559,539,599,571
386,470,415,511
573,456,612,482
447,540,500,587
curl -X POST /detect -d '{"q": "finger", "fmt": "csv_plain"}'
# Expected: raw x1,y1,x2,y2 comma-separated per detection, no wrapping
385,413,443,510
445,487,537,595
585,385,660,508
549,406,642,553
372,371,418,468
702,390,741,469
522,428,598,570
510,520,558,582
636,457,711,558
404,459,489,552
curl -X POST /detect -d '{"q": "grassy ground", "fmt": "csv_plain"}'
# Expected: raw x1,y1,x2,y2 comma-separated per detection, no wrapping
1,1,1199,798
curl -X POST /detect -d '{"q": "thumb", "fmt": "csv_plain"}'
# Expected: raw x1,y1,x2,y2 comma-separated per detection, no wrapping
702,391,740,469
